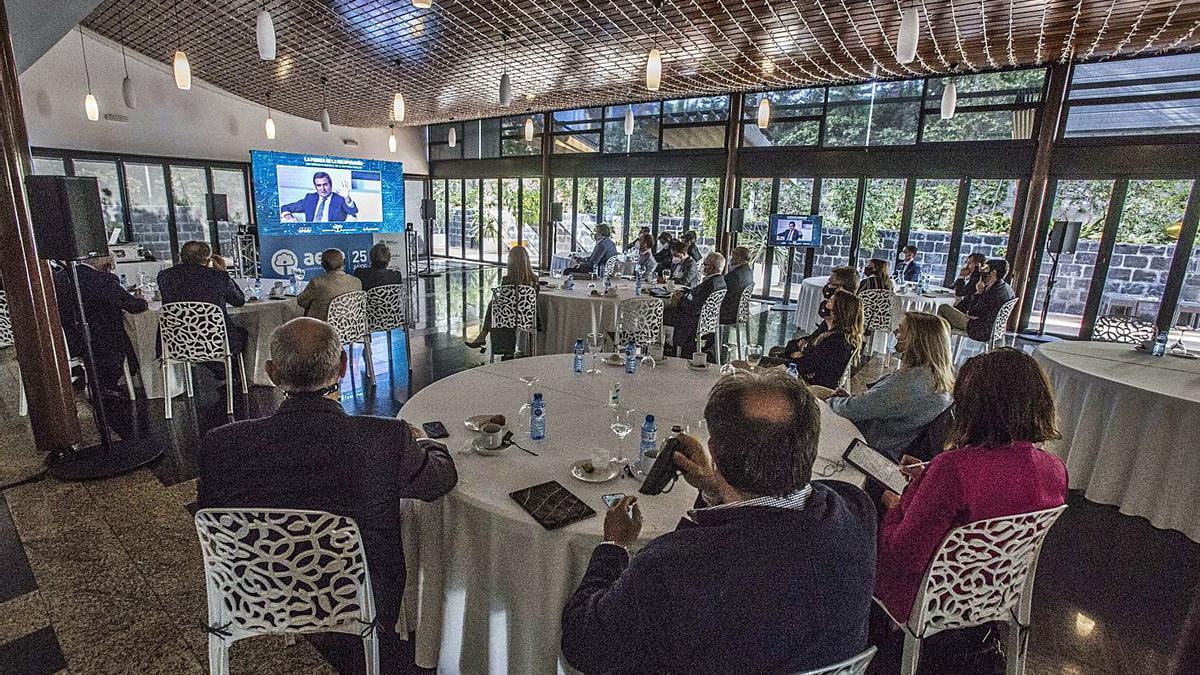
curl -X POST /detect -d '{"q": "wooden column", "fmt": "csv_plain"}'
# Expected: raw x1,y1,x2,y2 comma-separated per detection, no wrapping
538,111,552,268
1008,62,1072,328
717,93,744,254
0,5,81,451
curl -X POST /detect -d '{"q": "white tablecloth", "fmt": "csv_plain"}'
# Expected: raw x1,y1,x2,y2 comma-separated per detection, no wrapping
396,355,866,674
124,298,302,398
1033,340,1200,542
537,278,656,354
792,275,958,331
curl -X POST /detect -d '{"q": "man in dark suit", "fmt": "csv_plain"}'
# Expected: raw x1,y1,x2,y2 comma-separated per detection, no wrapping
720,246,754,325
54,256,147,396
665,240,701,288
938,258,1016,342
280,171,359,222
666,252,727,358
562,369,876,674
157,240,249,363
353,242,404,291
896,245,922,283
198,317,457,674
780,220,804,243
653,231,675,275
951,252,987,312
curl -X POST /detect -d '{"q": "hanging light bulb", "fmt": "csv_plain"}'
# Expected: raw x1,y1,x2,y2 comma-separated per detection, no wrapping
645,48,661,91
523,116,534,142
264,92,276,139
623,106,634,136
392,60,406,122
940,78,957,120
412,0,432,7
173,50,191,90
389,124,397,153
78,28,99,121
256,3,276,61
896,6,919,64
319,75,330,132
448,125,457,147
756,97,771,129
498,32,512,107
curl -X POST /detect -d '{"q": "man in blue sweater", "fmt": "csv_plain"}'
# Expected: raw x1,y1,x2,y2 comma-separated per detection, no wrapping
562,370,877,674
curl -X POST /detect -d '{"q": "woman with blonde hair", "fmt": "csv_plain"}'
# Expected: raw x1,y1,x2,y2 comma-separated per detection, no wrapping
466,245,538,350
827,311,954,458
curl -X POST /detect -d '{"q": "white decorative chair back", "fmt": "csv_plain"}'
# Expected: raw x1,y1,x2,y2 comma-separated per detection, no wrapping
327,291,369,344
1093,315,1156,344
791,646,877,675
602,255,622,278
366,284,407,332
491,285,538,333
990,297,1018,345
159,302,230,362
696,288,727,339
735,284,755,324
906,505,1066,638
618,297,664,345
859,289,894,332
0,290,13,348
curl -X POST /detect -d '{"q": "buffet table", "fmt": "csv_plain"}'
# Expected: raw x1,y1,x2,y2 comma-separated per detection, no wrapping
1033,340,1200,542
397,355,866,674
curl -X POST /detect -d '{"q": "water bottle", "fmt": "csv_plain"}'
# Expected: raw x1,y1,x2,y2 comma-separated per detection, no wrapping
530,393,546,440
638,415,657,469
573,338,586,373
1152,330,1170,357
634,269,642,296
609,380,621,408
563,274,574,290
253,277,263,301
786,362,800,379
625,339,638,374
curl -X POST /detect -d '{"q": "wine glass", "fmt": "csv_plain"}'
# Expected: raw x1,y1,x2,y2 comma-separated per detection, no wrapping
1172,323,1191,353
639,341,656,369
747,344,764,369
517,375,539,431
291,265,306,292
587,332,604,374
609,406,636,468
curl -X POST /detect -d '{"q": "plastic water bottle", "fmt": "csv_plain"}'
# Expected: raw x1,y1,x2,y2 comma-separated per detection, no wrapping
786,363,800,379
573,338,586,373
563,274,574,290
609,380,621,408
625,339,638,374
634,268,643,296
253,277,263,301
639,415,657,469
1152,330,1170,357
530,393,546,440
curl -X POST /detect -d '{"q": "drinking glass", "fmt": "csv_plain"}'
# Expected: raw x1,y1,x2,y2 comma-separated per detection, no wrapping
639,341,656,369
517,376,539,431
292,266,306,291
747,344,764,369
609,406,635,467
587,332,604,374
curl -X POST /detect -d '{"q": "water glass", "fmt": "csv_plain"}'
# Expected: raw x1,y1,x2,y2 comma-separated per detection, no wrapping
610,406,635,460
587,333,604,374
747,344,764,369
517,376,539,431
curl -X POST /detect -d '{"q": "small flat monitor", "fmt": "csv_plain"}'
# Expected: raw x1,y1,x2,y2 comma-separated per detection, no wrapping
769,214,822,247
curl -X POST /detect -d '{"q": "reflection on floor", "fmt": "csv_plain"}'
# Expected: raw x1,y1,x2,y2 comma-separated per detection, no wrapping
0,261,1195,674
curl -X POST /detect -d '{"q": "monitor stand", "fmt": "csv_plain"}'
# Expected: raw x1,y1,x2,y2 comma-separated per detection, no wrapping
770,246,799,312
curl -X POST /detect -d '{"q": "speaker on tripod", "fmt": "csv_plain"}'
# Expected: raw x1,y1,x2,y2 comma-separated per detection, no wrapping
25,175,163,481
417,197,442,277
1037,219,1081,336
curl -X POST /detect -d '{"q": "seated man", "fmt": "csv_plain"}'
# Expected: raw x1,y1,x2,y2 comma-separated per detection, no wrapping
951,252,986,312
937,258,1015,342
297,248,363,321
353,242,404,291
54,255,147,397
198,317,457,673
666,252,727,358
157,240,248,365
653,231,675,274
562,369,876,674
895,245,922,283
719,246,754,325
564,223,618,276
665,240,701,288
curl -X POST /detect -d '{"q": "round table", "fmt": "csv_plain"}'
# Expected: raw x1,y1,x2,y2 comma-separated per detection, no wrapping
792,275,958,331
537,277,660,354
397,355,866,674
124,297,302,398
1033,340,1200,542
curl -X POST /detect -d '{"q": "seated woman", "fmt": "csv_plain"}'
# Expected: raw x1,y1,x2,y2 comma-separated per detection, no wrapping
635,233,657,281
874,348,1068,627
465,246,538,351
858,258,894,292
760,288,863,389
353,243,404,290
772,266,859,358
826,312,954,459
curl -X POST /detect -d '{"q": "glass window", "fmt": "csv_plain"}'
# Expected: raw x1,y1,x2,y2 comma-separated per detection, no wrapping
742,89,823,148
576,177,599,253
816,178,859,277
776,178,815,292
657,177,686,235
428,123,462,161
857,178,906,273
661,126,725,150
210,168,249,254
1029,180,1114,337
431,179,448,256
602,177,627,248
123,162,172,262
961,179,1019,270
502,116,543,156
32,156,66,175
72,159,125,242
689,177,721,254
661,96,727,150
908,179,960,284
552,108,601,154
464,179,481,259
738,178,775,297
629,177,655,238
1066,53,1200,138
169,166,210,257
552,177,573,256
604,102,660,153
923,69,1046,142
449,179,465,258
1179,235,1200,350
520,177,541,267
482,179,501,262
825,79,922,146
1095,179,1192,329
479,118,501,159
501,178,520,253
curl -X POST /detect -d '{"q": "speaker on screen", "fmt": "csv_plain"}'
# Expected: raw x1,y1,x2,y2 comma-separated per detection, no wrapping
727,207,744,233
1048,220,1081,255
206,194,229,221
550,202,563,222
421,198,437,220
25,175,109,261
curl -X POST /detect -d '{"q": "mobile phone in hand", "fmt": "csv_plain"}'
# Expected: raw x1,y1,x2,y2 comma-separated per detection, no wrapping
602,493,626,509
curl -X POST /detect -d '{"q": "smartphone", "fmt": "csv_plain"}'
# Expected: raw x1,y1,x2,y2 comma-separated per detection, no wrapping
421,421,450,439
602,493,626,509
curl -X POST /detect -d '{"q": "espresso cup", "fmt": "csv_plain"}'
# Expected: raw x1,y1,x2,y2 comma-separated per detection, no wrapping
481,422,504,449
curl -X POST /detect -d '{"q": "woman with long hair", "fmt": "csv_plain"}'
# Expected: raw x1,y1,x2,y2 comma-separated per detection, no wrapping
766,288,863,389
466,245,538,349
858,258,894,292
827,311,954,458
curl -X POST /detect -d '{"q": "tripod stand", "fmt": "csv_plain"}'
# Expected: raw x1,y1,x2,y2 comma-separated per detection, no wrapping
417,216,442,278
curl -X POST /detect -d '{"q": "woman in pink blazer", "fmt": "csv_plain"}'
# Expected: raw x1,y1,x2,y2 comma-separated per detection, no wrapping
875,348,1069,624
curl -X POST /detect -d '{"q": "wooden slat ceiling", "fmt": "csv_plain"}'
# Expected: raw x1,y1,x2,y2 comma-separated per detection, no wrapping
81,0,1200,129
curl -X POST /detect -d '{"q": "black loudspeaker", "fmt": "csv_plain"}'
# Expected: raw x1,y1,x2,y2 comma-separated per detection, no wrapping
25,175,108,261
1048,220,1082,255
206,193,229,221
551,201,564,222
727,207,744,233
421,198,436,220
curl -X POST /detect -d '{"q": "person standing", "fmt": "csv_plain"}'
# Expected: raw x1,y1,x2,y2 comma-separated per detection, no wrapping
297,248,363,322
54,255,147,397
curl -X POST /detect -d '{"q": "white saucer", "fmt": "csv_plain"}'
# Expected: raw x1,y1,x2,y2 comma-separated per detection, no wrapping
603,354,625,366
570,459,620,482
470,437,507,456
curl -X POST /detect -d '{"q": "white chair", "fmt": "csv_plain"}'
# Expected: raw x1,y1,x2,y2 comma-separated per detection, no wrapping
366,284,408,374
952,297,1017,364
791,645,877,675
697,288,727,363
875,505,1068,675
194,508,380,675
328,291,374,390
602,255,622,278
859,289,897,370
719,284,755,362
617,296,665,348
1092,314,1156,344
489,285,538,361
158,302,247,419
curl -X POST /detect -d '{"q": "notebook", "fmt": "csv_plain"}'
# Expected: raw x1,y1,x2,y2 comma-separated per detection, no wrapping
509,480,597,530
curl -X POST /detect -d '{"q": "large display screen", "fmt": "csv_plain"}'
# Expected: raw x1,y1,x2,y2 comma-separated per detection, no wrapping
769,214,822,247
251,150,405,236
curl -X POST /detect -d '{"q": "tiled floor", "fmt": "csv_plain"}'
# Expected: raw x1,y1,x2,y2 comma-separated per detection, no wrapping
0,260,1196,674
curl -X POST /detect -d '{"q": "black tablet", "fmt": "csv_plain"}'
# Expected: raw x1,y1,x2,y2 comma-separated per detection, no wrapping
509,480,597,530
843,439,909,494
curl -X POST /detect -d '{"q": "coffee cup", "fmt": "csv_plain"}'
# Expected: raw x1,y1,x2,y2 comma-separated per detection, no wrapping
481,422,504,449
690,351,707,368
649,343,665,361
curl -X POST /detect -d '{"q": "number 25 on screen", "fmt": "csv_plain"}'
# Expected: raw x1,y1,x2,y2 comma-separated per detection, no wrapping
301,250,367,267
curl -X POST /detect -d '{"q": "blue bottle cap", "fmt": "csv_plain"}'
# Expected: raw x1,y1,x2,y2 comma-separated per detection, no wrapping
645,414,654,423
533,392,543,400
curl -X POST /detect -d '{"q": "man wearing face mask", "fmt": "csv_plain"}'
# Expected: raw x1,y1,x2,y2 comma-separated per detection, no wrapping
937,258,1014,342
665,252,727,358
772,266,858,358
664,240,701,287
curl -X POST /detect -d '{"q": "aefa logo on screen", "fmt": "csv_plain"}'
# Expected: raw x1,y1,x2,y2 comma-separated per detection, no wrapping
271,249,299,276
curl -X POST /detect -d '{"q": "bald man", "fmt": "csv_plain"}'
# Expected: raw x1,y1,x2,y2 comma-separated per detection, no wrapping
665,251,727,359
198,317,457,672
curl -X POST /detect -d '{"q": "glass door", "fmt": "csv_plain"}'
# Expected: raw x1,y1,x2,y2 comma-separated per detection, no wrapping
123,163,172,262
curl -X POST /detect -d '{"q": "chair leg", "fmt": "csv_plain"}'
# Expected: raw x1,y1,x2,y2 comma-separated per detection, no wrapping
736,323,745,361
207,634,229,675
1006,616,1029,675
224,358,234,417
385,331,394,374
363,338,375,381
953,334,965,365
185,366,195,398
123,359,136,400
162,362,172,419
362,631,381,675
238,355,248,394
348,346,357,391
900,633,922,675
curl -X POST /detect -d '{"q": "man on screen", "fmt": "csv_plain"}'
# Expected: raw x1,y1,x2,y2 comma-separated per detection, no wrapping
280,171,358,222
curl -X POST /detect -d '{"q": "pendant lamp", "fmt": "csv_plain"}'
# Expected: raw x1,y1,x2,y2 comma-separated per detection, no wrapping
448,125,457,147
393,60,406,122
623,106,634,135
256,3,276,61
896,6,919,64
173,0,191,90
756,97,770,129
265,92,276,139
645,48,661,91
389,124,397,153
499,32,512,107
523,116,534,142
940,79,957,120
117,5,136,108
319,76,330,132
79,28,99,121
412,0,432,7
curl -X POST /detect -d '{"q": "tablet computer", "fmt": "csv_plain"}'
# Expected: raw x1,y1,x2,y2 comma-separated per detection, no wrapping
842,438,909,494
509,480,597,530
